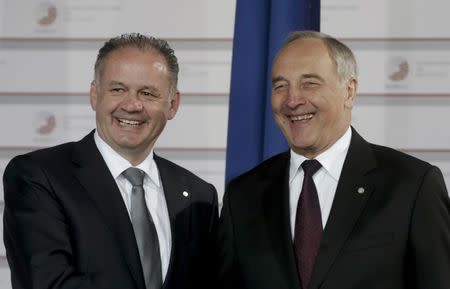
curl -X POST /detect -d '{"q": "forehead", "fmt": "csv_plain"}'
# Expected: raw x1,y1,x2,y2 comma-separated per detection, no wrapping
103,47,166,68
98,47,171,85
273,38,334,71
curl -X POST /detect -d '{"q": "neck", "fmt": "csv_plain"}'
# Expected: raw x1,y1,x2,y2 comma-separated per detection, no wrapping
118,147,153,166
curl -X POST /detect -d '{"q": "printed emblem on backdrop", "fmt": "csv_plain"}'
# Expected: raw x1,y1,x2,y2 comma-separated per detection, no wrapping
387,56,410,82
36,2,58,26
35,111,57,135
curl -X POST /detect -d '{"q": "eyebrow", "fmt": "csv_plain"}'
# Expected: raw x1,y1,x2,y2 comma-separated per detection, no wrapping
271,73,325,85
108,81,126,86
301,73,324,82
272,76,287,84
108,81,160,93
141,85,160,93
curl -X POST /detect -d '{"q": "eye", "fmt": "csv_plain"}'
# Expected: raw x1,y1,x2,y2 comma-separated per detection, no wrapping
302,81,320,89
141,90,157,97
139,89,163,101
110,87,125,93
273,82,288,91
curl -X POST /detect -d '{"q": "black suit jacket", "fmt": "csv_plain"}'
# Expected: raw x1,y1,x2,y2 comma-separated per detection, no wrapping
218,129,450,289
3,131,218,289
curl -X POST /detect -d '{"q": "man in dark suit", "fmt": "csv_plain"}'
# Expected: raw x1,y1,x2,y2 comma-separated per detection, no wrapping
3,33,218,289
218,31,450,289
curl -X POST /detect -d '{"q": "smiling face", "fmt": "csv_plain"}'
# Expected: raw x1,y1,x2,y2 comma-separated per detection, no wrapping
90,47,180,165
271,38,357,159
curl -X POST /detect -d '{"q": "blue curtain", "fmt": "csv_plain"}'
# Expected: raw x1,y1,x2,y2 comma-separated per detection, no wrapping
225,0,321,183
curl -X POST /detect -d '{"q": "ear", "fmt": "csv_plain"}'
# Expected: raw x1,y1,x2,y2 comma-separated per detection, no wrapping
167,90,180,120
89,81,98,111
344,77,357,110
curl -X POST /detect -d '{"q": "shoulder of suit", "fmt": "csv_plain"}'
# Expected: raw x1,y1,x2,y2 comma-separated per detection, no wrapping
370,142,432,174
227,151,289,186
154,154,214,188
10,141,76,167
4,141,77,189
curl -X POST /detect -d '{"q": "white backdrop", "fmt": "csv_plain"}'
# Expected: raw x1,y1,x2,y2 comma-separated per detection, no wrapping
1,0,450,287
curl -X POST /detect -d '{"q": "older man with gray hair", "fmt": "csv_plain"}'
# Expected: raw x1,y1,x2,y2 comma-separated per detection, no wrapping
218,30,450,289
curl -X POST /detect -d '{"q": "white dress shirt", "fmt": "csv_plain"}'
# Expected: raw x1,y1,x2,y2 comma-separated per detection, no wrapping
94,132,171,281
289,127,352,238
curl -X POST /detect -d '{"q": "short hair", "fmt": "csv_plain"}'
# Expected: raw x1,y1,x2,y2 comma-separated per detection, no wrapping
281,30,357,84
94,33,179,90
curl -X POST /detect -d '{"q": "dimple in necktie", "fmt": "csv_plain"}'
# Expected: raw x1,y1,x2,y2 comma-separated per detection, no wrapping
122,167,162,289
294,159,323,289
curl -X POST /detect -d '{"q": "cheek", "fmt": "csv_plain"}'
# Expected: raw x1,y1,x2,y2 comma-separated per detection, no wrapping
98,97,122,113
271,96,285,112
145,103,170,118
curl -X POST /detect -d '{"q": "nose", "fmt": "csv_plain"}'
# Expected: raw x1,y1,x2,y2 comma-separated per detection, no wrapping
286,86,306,109
121,92,143,112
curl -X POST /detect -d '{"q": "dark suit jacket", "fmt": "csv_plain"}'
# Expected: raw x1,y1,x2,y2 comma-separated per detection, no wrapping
3,131,218,289
218,129,450,289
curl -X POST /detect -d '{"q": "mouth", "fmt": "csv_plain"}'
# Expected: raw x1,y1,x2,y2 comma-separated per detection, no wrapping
117,118,145,126
289,113,314,122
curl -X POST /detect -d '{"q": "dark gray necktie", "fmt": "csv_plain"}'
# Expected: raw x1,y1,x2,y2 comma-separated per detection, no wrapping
122,167,162,289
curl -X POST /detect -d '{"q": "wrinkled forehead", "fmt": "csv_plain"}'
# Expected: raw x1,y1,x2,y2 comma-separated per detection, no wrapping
272,38,335,74
277,38,330,61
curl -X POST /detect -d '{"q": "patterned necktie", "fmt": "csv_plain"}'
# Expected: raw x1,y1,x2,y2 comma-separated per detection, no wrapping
294,159,323,289
122,168,162,289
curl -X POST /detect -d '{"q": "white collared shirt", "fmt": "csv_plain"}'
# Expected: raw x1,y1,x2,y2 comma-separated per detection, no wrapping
94,131,171,281
289,127,352,238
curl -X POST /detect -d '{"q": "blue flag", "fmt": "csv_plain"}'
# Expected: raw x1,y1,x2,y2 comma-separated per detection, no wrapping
225,0,321,183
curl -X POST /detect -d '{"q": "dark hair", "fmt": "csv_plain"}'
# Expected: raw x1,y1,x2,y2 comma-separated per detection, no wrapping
94,33,179,90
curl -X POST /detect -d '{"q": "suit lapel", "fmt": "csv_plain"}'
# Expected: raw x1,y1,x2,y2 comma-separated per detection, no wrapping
154,155,191,288
155,156,191,237
308,129,377,289
262,152,302,289
71,131,145,289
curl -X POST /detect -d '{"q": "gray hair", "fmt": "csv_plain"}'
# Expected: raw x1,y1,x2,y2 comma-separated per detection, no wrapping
282,30,357,84
94,33,179,91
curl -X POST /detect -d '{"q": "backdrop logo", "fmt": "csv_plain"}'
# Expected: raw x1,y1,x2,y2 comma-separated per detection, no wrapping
387,56,410,82
36,2,58,26
35,112,57,135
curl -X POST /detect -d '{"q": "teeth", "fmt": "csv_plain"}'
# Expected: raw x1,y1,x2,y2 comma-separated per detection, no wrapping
118,119,142,126
290,114,313,121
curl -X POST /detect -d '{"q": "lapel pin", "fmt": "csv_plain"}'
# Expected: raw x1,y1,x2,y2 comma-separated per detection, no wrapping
357,187,365,194
182,191,189,197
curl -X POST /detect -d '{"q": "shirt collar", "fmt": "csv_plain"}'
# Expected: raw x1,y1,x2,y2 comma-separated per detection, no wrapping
289,126,352,183
94,130,161,187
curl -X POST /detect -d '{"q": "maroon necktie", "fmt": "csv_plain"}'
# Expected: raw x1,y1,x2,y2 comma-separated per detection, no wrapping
294,159,323,289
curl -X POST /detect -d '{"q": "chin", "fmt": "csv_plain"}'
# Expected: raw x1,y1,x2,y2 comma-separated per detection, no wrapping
290,135,313,146
291,138,316,150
